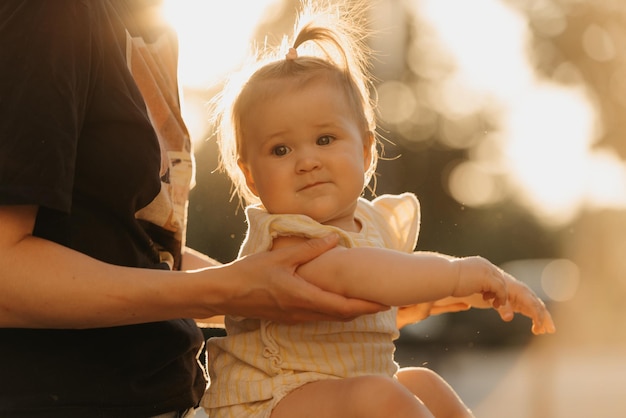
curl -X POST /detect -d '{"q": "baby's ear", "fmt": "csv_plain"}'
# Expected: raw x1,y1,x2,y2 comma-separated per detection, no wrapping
237,159,259,196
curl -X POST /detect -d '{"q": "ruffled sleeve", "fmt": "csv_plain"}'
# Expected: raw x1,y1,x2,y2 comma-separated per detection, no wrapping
357,193,420,253
238,205,362,258
240,193,420,258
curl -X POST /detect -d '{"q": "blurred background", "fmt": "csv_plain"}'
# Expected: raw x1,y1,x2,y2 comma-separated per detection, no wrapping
161,0,626,416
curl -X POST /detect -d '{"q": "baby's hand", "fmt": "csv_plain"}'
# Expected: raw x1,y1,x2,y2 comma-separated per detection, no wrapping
451,256,509,308
452,257,556,335
495,272,556,335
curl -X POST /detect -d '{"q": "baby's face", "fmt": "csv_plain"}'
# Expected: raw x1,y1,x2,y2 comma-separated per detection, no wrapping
238,77,371,231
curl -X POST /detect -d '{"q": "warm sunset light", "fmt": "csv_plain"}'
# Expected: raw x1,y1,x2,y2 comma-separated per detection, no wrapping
163,0,626,226
162,0,281,88
161,3,626,416
160,0,284,144
400,0,626,226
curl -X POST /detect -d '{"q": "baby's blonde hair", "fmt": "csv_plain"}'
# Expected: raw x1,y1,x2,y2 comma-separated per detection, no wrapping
212,0,378,206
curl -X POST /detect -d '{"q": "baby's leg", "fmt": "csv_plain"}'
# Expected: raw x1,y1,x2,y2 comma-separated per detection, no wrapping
271,375,435,418
397,367,475,418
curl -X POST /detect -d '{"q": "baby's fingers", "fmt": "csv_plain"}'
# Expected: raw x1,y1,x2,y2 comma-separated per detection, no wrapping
506,279,556,334
531,309,556,335
482,291,504,309
496,302,515,322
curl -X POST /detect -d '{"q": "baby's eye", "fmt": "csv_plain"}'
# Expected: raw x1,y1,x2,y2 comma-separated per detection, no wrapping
272,145,290,156
317,135,335,146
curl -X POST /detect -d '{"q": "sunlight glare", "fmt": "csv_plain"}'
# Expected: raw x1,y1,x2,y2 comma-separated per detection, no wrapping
448,161,502,206
416,0,533,99
541,259,580,302
582,24,616,62
500,258,580,303
162,0,281,88
377,81,417,125
503,84,594,224
413,0,626,225
585,148,626,209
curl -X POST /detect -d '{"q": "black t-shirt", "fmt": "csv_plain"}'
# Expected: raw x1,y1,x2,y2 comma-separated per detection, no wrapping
0,1,206,416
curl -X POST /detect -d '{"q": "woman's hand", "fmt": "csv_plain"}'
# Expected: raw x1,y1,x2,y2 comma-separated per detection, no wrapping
396,299,473,328
203,234,389,324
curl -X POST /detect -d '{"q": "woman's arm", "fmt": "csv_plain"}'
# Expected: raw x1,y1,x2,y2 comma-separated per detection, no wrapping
0,205,386,329
181,246,221,270
181,247,224,326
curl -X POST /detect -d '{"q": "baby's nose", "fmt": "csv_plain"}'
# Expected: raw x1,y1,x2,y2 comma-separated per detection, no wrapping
296,154,321,172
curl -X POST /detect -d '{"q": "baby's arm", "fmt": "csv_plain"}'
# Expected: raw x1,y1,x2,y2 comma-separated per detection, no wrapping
396,252,556,335
271,236,508,309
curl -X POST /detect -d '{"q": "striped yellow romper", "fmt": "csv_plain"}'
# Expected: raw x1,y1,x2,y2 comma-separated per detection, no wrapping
202,193,420,418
